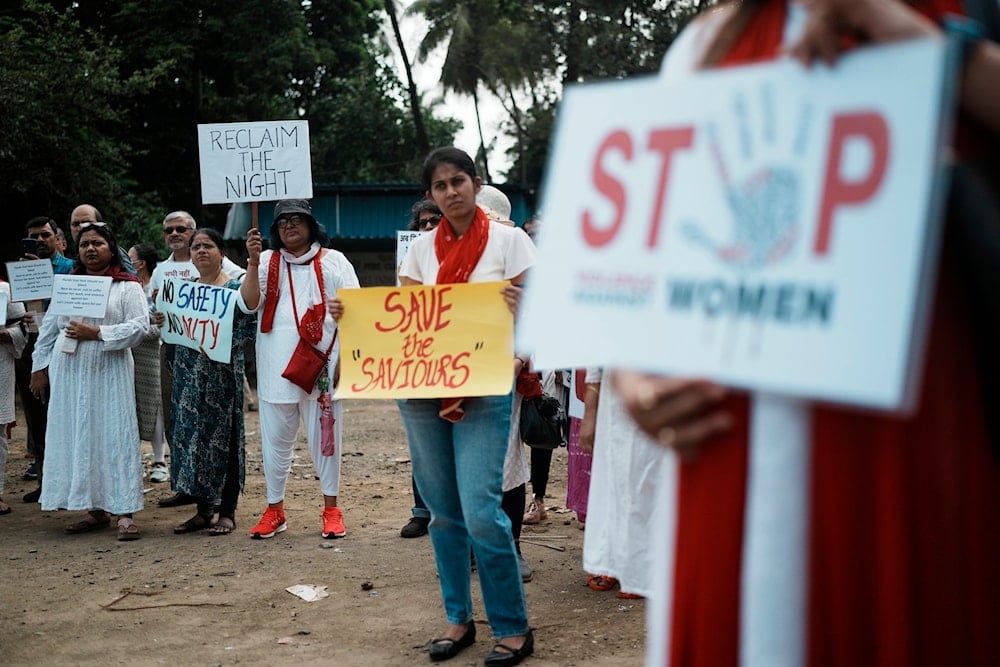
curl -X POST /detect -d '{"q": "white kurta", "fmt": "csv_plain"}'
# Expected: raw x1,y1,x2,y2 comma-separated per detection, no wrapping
255,248,359,404
33,280,149,514
0,282,27,424
583,369,675,598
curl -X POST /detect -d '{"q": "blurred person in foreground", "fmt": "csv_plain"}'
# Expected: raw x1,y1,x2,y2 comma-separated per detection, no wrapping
612,0,1000,664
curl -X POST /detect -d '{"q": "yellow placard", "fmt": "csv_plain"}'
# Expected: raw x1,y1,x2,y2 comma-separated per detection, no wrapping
335,282,514,399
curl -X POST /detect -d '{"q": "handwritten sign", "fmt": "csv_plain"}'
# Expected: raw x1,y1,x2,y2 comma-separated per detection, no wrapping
155,278,237,363
518,40,950,412
335,282,514,399
395,231,424,286
197,120,312,204
48,275,112,318
6,260,55,301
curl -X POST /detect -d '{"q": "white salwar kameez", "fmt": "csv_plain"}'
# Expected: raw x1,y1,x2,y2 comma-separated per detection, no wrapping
255,247,360,502
34,280,149,514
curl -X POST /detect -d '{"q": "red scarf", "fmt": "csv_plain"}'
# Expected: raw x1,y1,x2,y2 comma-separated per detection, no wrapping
435,206,490,422
73,265,140,283
260,251,326,338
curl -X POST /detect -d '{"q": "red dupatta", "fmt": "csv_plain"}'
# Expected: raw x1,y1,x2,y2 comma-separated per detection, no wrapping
435,206,490,422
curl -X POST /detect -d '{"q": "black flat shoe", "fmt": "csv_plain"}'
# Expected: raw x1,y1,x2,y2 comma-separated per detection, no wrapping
22,486,41,503
484,629,534,666
428,621,476,662
158,493,196,508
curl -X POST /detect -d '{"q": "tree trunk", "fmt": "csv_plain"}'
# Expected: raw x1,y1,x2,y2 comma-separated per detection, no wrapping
384,0,430,154
472,88,492,183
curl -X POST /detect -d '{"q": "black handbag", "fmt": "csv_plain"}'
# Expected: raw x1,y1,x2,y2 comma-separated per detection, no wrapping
520,393,568,449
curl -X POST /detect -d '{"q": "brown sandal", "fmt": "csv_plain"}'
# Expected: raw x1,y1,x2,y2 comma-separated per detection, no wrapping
117,517,140,541
65,511,111,534
209,516,236,536
174,513,213,534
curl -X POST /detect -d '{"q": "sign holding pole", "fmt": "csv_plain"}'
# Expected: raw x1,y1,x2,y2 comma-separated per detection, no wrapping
197,120,312,205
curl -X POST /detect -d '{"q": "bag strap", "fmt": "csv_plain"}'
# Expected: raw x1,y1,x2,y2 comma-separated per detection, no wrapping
287,253,336,357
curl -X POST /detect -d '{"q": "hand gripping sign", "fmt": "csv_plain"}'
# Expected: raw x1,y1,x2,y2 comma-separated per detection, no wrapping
518,39,953,411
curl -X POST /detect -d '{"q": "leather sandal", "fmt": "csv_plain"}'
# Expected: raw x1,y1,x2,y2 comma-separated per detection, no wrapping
65,511,111,534
174,513,213,534
209,516,236,536
428,621,476,662
587,574,618,592
117,517,140,541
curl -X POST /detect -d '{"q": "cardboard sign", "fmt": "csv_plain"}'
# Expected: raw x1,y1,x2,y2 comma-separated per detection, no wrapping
155,278,238,363
48,275,112,318
335,282,514,399
197,120,312,204
518,40,952,412
6,260,54,301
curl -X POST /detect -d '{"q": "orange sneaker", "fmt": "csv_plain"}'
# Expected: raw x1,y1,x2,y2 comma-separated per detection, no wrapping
321,506,346,539
250,507,286,539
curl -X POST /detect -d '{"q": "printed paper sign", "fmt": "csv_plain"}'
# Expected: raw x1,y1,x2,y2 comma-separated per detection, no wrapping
335,282,514,399
48,275,112,318
518,40,951,411
198,120,312,204
395,231,424,286
6,260,55,301
155,278,237,363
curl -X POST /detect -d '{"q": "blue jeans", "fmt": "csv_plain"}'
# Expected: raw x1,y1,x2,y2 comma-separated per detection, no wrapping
398,393,529,638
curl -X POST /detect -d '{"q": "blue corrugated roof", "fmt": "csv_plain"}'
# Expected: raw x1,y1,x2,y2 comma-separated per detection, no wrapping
223,183,532,240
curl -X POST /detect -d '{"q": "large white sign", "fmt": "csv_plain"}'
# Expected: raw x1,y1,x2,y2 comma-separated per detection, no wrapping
48,275,112,318
197,120,312,204
518,40,952,412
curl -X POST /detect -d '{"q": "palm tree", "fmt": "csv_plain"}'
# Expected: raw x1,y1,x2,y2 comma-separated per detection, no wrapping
384,0,430,154
407,0,494,181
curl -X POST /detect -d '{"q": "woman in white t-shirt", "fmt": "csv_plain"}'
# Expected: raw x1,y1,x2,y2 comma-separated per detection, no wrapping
354,147,536,665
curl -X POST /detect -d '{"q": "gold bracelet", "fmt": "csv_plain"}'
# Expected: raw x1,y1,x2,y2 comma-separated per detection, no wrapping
586,385,600,394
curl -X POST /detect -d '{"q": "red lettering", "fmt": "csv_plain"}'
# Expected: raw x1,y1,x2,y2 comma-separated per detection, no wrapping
375,287,454,334
646,127,695,249
815,111,889,256
582,130,632,247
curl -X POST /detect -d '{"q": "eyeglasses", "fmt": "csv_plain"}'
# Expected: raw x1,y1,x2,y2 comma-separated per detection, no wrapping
164,225,193,235
276,215,307,229
190,243,218,252
71,220,105,228
419,214,441,229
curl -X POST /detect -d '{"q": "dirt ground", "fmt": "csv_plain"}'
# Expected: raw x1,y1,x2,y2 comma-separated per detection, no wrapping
0,398,646,666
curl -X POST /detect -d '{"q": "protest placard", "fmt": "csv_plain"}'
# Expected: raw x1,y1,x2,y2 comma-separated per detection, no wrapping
6,260,54,302
395,231,423,286
518,39,951,412
48,275,112,318
335,282,514,399
197,120,312,204
155,278,237,364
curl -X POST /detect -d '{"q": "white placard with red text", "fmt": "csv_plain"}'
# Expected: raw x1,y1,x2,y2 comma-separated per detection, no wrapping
518,40,952,412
